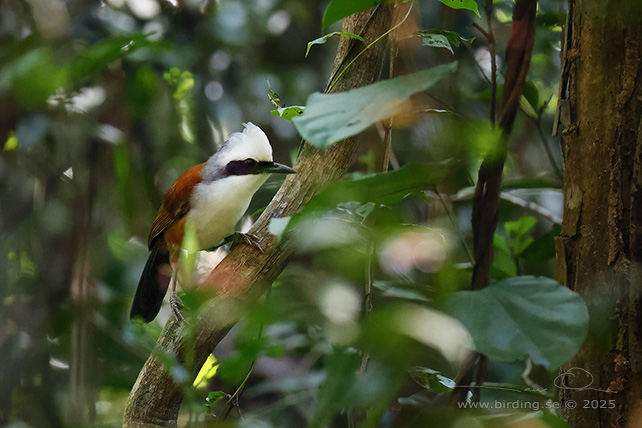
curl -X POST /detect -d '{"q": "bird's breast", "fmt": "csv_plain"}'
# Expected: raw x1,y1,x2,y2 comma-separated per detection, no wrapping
187,174,269,249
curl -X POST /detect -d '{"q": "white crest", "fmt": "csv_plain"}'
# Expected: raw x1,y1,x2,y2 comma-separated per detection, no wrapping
217,122,273,164
202,122,274,180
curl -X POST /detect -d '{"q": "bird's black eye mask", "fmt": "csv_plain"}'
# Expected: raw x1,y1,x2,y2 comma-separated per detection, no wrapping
225,159,295,176
225,158,258,175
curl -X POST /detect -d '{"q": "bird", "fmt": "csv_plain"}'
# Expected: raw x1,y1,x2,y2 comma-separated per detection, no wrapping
130,122,295,323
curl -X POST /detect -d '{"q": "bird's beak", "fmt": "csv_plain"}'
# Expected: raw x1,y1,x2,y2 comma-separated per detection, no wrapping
257,161,296,175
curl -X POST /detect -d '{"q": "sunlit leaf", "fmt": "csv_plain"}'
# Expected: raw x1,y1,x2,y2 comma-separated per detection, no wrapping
306,32,365,57
293,62,457,149
179,221,200,283
3,131,18,151
194,354,219,388
441,276,589,369
271,106,305,121
205,390,226,405
267,80,282,108
163,67,195,143
435,0,480,17
164,67,194,100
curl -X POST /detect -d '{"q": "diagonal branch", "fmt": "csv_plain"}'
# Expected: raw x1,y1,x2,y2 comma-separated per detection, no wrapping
123,6,393,427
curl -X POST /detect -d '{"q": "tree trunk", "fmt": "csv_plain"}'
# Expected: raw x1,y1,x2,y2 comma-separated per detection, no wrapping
123,6,392,427
556,1,642,426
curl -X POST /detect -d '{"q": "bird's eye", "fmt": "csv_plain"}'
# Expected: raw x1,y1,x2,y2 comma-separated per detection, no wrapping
244,158,257,166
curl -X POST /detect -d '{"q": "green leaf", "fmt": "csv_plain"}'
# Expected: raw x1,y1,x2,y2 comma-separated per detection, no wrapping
267,80,282,108
421,33,454,53
2,47,68,107
297,161,453,220
194,354,219,388
373,281,429,302
293,62,457,149
3,131,18,151
537,414,574,428
179,221,200,281
306,32,365,57
416,30,473,54
205,390,227,406
440,276,589,369
522,80,540,110
491,234,517,279
322,0,382,30
163,67,196,143
164,67,195,100
271,106,305,121
409,367,455,392
435,0,480,17
69,34,155,81
505,216,537,256
522,224,561,262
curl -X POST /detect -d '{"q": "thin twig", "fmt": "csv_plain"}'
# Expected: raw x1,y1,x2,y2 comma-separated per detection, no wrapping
462,41,491,86
442,189,563,225
220,310,267,422
485,0,497,126
499,191,562,224
360,236,375,374
327,0,414,94
430,186,474,264
530,107,563,180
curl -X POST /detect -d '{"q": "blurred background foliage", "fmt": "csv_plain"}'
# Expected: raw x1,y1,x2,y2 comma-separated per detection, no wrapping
0,0,573,427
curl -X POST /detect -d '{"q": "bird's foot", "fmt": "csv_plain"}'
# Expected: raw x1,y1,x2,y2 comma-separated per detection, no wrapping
232,232,264,253
170,292,185,323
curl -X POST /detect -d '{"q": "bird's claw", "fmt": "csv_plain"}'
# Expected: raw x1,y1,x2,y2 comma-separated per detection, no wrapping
170,292,185,323
233,232,264,253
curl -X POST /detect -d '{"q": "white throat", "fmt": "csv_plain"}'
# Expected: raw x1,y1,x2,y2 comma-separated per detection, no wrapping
187,173,269,248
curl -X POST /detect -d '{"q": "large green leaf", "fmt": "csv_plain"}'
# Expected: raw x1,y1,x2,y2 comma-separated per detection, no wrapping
322,0,383,30
269,161,453,239
440,276,589,369
69,34,156,81
292,62,457,149
435,0,480,17
302,161,452,215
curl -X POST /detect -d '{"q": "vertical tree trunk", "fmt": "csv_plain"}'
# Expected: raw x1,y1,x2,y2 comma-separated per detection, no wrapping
556,1,642,425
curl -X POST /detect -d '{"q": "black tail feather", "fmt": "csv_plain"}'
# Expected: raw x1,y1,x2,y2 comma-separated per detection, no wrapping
130,245,171,322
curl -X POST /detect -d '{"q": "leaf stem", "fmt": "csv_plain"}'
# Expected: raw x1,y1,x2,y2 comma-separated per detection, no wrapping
327,0,415,94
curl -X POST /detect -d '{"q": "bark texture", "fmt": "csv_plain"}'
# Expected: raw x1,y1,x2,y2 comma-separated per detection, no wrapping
123,7,392,427
556,1,642,426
